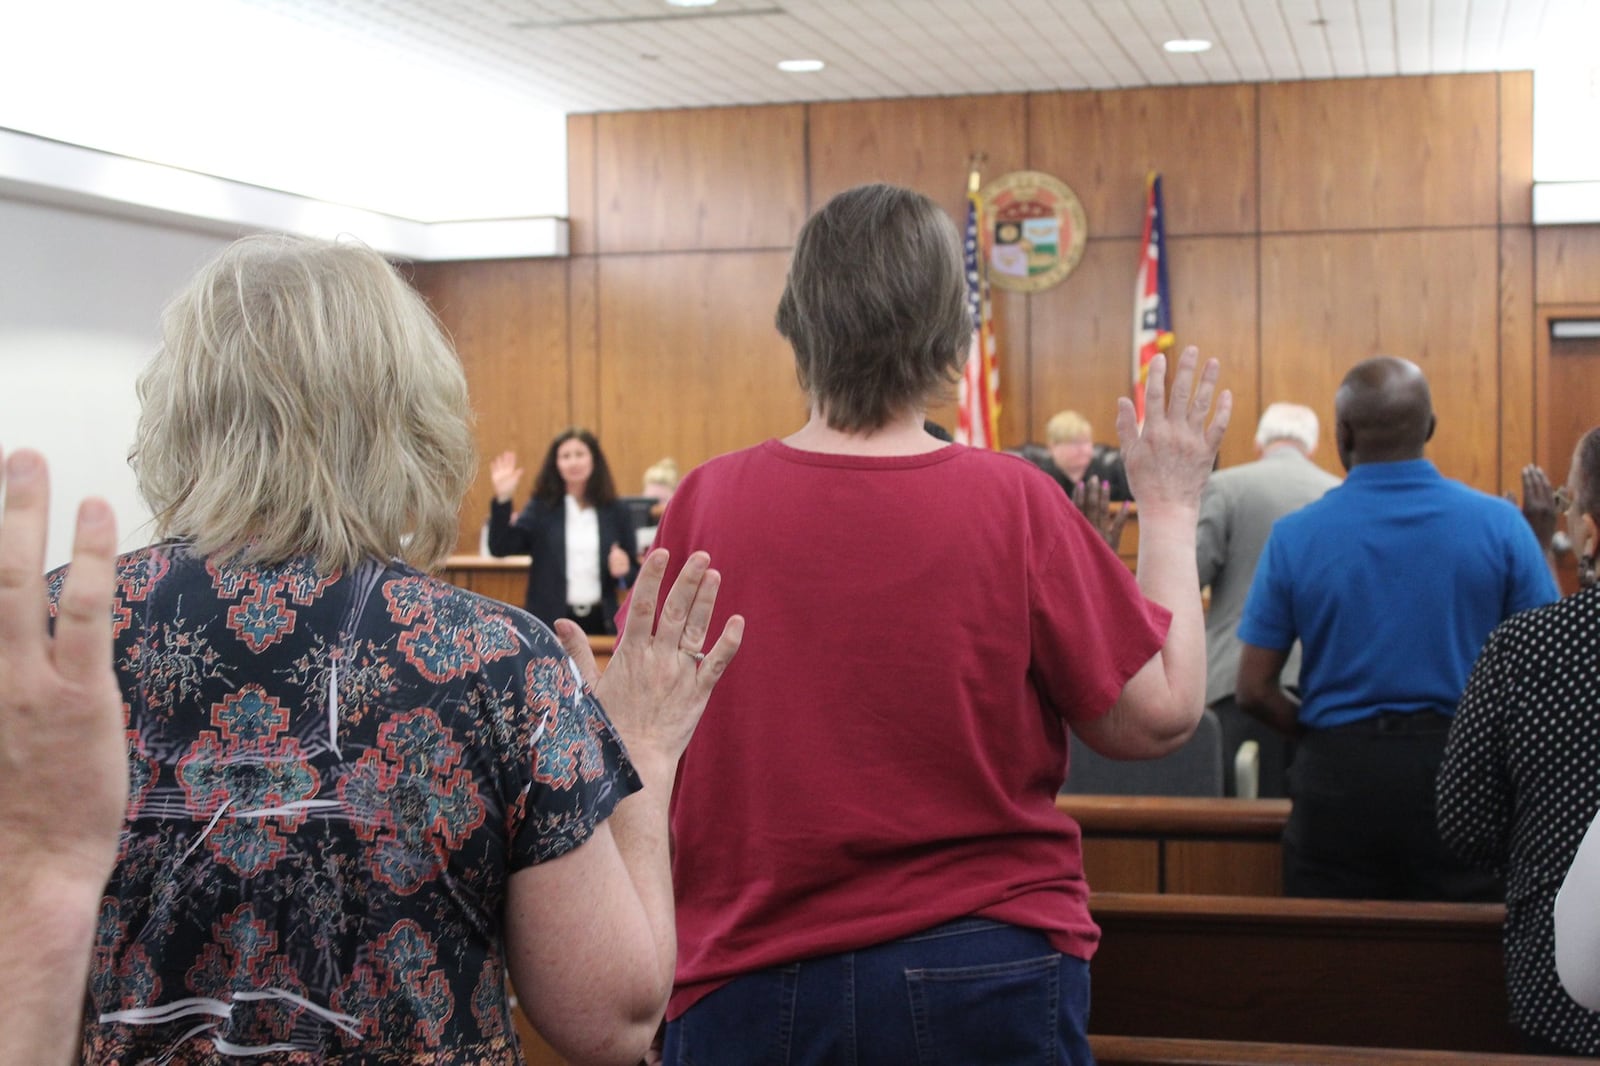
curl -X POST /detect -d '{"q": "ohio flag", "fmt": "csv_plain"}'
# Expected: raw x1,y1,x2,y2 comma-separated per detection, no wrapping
1132,172,1174,420
957,173,1000,449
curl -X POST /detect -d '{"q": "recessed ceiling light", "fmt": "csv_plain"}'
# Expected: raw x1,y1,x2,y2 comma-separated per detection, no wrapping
666,0,718,7
777,58,825,73
1163,38,1213,53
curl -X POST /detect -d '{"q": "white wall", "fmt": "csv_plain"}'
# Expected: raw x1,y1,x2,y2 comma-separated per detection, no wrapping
0,197,235,568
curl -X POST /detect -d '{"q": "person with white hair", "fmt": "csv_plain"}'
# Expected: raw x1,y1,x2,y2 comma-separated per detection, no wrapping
1197,402,1341,796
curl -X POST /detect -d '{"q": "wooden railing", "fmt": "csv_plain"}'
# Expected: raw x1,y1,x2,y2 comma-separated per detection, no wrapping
1089,892,1512,1052
1089,1035,1587,1065
440,553,528,608
1062,795,1290,896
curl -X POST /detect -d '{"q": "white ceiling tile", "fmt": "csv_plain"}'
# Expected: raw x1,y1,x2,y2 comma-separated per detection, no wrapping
1431,0,1470,71
1356,0,1397,75
16,0,1593,217
1393,0,1432,75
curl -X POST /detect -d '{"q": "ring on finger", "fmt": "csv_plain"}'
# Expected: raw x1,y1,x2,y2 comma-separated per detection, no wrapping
681,648,706,663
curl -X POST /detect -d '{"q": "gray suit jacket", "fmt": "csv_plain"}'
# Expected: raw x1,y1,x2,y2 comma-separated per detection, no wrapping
1197,447,1342,706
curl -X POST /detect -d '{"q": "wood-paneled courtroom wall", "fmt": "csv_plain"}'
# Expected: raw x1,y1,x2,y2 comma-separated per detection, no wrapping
409,73,1600,556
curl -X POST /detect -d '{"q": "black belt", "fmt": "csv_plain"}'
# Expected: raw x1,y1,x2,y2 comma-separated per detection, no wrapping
1322,710,1453,735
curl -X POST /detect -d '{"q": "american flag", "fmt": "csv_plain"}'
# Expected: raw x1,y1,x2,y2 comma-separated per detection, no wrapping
957,174,1000,448
1132,172,1175,421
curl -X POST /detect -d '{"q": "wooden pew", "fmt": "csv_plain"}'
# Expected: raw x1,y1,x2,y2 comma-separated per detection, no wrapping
1090,1034,1588,1065
511,893,1513,1061
1061,795,1289,896
1089,892,1514,1052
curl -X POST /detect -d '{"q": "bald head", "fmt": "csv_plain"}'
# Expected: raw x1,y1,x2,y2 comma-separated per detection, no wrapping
1333,356,1436,469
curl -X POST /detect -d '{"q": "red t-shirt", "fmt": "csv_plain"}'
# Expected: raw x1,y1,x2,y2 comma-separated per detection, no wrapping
633,440,1170,1018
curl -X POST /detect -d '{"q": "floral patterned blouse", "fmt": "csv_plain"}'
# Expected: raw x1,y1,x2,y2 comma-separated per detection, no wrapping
50,543,640,1064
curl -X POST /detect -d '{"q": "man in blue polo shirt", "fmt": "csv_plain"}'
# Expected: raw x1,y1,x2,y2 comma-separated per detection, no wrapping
1235,355,1557,900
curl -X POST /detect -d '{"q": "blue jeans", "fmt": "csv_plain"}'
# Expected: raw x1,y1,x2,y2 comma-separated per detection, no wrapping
662,918,1094,1065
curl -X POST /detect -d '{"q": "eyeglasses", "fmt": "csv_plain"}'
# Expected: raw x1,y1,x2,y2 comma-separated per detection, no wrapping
1555,486,1576,511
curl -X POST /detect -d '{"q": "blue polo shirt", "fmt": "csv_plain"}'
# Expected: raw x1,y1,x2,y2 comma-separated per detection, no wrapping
1237,459,1557,729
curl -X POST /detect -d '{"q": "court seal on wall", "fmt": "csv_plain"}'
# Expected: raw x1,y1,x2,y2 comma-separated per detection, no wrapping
979,170,1088,293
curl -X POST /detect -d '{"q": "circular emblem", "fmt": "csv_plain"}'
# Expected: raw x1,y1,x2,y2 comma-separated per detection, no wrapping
979,171,1088,293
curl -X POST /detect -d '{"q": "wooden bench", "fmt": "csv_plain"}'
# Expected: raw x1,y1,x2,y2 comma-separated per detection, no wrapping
1089,892,1513,1052
1090,1034,1588,1065
1061,795,1289,896
511,892,1515,1061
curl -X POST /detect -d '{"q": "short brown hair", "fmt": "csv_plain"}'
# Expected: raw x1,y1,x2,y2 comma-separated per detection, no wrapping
775,184,971,432
133,235,475,573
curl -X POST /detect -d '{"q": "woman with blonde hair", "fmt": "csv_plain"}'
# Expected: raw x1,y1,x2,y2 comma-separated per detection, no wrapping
63,234,739,1064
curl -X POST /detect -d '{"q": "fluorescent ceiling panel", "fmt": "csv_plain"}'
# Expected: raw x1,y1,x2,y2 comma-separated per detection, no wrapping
0,0,568,222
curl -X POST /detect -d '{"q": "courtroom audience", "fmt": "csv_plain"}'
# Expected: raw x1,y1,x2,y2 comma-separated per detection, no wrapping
488,427,639,634
1198,402,1340,797
53,235,740,1064
1439,429,1600,1056
641,182,1228,1065
1040,408,1133,501
1236,356,1557,900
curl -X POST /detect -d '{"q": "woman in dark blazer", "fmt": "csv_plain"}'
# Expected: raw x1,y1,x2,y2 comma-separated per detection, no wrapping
487,427,639,634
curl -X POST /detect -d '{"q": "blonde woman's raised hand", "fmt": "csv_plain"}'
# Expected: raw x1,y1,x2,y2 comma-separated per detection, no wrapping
490,450,524,503
556,549,742,769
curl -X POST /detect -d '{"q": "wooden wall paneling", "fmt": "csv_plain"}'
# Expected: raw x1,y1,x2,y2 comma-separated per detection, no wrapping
1499,228,1535,494
409,259,571,553
1029,238,1142,446
594,105,807,254
1028,85,1257,239
1260,229,1501,489
1260,75,1499,232
1497,72,1533,226
806,94,1028,226
566,113,598,256
1536,226,1600,305
1029,237,1256,458
568,255,600,430
1169,237,1259,471
1536,304,1600,477
595,251,797,488
994,290,1032,446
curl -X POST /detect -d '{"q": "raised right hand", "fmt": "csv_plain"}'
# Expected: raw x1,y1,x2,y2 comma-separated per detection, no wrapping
1116,346,1230,515
490,450,524,503
1517,463,1558,553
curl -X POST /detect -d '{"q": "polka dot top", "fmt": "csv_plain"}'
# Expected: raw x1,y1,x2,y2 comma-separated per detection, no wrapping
1439,583,1600,1054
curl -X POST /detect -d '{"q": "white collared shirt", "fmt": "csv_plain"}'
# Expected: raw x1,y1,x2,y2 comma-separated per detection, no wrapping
563,495,603,607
